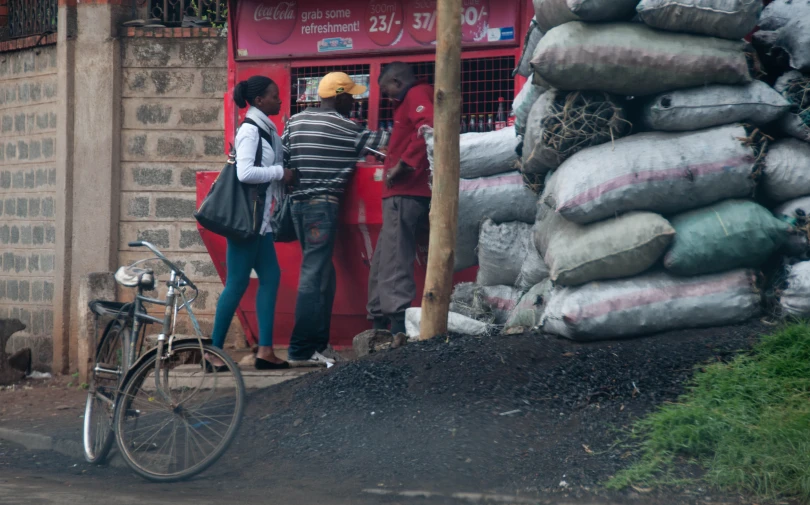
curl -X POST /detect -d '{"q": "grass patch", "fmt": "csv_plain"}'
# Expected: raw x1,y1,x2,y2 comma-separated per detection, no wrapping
607,322,810,501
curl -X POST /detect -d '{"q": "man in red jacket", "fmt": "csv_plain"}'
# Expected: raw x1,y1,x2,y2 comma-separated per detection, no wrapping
366,62,434,336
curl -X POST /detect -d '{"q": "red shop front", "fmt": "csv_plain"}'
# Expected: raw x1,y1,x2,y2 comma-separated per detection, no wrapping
197,0,533,348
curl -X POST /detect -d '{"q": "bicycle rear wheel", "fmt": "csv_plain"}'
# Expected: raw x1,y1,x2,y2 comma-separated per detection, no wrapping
83,322,130,464
114,342,245,482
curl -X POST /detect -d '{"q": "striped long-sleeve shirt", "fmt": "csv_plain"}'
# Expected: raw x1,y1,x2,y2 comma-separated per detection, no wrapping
282,107,389,200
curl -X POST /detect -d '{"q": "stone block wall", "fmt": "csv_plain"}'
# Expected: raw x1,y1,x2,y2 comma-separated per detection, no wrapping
0,46,58,371
118,36,242,342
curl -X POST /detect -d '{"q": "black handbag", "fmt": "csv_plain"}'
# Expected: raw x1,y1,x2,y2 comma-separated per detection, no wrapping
194,118,272,242
269,128,299,243
270,190,297,243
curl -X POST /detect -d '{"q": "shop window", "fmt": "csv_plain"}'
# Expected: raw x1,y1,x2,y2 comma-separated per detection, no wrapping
377,60,436,132
290,64,372,128
378,56,516,132
288,56,515,133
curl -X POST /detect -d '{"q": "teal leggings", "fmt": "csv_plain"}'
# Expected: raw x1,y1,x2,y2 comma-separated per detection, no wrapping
211,233,280,349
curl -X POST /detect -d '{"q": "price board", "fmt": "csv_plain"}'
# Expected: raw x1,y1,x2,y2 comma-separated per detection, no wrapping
236,0,519,59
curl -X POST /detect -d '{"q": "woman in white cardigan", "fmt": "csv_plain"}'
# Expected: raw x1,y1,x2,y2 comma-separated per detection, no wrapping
209,76,294,371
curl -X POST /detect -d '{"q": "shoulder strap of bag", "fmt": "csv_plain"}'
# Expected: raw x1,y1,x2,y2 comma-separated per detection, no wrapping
242,118,275,167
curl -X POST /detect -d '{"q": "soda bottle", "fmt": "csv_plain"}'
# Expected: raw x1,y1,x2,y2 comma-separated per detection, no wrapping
487,114,494,132
469,115,476,133
461,116,468,134
495,97,507,130
478,115,486,133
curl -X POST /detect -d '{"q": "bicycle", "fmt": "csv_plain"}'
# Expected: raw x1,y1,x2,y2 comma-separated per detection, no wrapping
82,241,246,482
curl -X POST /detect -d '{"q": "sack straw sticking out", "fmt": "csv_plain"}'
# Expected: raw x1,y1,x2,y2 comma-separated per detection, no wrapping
783,75,810,127
737,124,773,187
540,91,632,165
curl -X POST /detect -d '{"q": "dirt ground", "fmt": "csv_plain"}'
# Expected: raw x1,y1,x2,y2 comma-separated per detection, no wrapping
0,321,783,504
0,375,87,432
235,321,772,504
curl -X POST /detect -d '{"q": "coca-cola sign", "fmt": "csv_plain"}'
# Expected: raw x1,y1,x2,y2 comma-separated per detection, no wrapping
254,2,296,21
236,0,518,59
254,1,298,45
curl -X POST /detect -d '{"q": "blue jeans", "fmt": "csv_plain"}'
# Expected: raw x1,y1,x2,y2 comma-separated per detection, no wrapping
211,233,280,349
288,198,339,360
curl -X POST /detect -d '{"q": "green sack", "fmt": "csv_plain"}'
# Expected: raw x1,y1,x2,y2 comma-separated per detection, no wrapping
663,200,791,276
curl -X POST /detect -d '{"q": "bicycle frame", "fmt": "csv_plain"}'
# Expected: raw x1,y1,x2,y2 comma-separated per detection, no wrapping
86,240,244,480
122,241,209,405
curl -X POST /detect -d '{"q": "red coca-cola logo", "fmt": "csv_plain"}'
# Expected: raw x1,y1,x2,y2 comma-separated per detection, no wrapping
254,1,298,45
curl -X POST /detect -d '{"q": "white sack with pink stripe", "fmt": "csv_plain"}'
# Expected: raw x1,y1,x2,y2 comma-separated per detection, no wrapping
546,124,757,225
541,269,760,341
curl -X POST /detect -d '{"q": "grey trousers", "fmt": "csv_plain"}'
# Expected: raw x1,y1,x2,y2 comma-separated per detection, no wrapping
367,196,430,322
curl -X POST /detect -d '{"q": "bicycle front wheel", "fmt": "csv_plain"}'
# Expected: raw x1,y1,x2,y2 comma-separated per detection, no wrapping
114,342,245,482
83,322,130,464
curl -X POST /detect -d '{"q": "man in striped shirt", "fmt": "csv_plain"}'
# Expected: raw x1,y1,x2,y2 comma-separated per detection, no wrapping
282,72,389,367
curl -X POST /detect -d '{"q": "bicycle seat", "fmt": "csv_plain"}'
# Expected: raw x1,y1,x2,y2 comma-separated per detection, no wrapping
88,300,128,318
114,266,155,290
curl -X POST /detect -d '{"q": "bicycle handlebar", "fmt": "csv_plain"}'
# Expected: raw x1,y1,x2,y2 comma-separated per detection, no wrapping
128,241,198,291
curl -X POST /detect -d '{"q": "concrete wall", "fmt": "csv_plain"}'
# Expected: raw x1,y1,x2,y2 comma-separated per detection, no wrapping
0,5,240,372
118,37,242,342
0,46,59,371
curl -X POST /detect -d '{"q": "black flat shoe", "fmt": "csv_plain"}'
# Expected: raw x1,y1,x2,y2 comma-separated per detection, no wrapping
255,358,290,370
203,361,229,373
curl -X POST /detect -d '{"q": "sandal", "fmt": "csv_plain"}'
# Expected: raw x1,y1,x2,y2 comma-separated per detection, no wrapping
255,358,290,370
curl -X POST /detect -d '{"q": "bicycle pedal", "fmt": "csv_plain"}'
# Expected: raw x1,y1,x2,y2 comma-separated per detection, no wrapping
94,363,122,377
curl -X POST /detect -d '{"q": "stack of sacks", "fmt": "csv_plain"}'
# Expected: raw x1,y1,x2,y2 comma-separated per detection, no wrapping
763,139,810,317
536,124,789,340
748,0,810,320
459,219,550,328
416,13,549,329
509,0,809,340
421,127,537,273
439,0,810,334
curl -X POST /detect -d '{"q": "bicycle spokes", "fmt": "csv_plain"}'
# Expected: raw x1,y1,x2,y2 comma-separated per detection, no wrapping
115,345,243,479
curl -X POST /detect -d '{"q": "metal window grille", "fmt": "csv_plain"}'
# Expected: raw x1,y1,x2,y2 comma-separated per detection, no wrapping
377,61,435,131
290,64,372,128
288,56,515,133
148,0,226,26
7,0,57,40
379,56,516,132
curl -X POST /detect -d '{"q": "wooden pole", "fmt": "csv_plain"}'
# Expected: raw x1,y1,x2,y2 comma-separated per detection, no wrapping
420,0,462,340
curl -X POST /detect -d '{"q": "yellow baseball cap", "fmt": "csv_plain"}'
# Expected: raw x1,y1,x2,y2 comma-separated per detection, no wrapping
318,72,367,99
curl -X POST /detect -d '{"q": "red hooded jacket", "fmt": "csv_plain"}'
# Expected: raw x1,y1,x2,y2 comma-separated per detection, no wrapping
382,82,434,199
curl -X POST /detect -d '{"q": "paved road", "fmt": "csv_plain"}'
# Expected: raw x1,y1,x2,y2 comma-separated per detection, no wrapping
0,473,215,505
0,439,375,505
1,440,570,505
